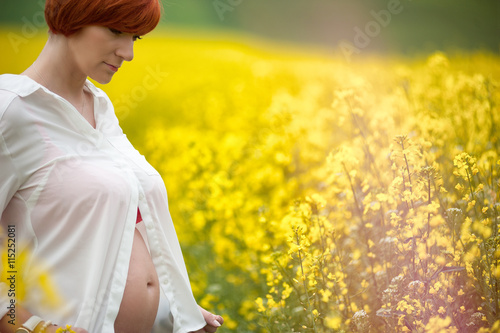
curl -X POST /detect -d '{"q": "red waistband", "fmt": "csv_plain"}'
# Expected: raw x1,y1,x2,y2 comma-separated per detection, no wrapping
136,208,142,224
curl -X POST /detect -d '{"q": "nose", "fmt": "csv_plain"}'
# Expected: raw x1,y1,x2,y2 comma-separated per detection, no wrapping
116,37,134,62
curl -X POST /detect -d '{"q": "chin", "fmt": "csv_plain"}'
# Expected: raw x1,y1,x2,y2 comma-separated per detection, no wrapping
91,75,114,85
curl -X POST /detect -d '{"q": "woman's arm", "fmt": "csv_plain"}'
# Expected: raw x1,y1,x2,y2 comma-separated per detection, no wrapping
0,304,88,333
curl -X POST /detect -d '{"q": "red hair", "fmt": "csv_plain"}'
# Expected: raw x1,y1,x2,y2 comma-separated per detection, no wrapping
45,0,162,36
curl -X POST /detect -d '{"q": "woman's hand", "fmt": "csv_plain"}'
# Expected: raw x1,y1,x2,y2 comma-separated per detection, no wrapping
0,303,89,333
189,306,224,333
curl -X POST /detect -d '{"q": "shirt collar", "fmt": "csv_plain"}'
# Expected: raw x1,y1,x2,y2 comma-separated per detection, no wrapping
0,73,108,101
0,74,42,97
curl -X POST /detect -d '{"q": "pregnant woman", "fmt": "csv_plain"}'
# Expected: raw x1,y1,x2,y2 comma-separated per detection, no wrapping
0,0,223,332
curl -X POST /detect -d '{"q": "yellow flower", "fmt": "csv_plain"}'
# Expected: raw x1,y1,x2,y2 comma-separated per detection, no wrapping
282,282,293,299
325,315,342,329
467,200,476,210
320,289,332,303
56,325,77,333
255,297,266,312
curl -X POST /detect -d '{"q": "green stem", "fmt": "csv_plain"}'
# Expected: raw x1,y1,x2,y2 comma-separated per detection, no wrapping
400,139,415,210
295,228,318,333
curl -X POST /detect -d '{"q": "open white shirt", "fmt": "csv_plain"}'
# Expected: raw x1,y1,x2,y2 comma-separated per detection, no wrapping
0,74,206,332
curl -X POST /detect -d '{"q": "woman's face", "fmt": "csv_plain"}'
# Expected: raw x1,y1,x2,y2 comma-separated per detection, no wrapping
66,26,140,84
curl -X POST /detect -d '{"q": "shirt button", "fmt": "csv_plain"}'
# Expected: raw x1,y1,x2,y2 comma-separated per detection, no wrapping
139,193,144,200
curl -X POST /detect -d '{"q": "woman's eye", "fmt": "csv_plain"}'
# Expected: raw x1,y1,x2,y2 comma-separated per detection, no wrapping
109,28,141,41
109,28,122,35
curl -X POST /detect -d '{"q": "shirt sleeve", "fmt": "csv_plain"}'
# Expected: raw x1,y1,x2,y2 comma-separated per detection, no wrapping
0,98,21,320
0,132,20,213
0,137,19,319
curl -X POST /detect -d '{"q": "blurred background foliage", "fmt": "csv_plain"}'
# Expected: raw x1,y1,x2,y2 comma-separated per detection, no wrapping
1,1,500,332
0,0,498,55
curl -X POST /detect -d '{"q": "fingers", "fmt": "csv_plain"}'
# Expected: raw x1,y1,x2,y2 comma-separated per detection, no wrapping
204,326,217,333
209,318,222,328
200,307,222,328
215,315,224,325
192,323,219,333
197,306,224,332
206,315,223,332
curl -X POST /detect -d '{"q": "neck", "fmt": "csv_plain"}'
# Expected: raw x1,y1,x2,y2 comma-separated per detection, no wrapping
28,32,87,102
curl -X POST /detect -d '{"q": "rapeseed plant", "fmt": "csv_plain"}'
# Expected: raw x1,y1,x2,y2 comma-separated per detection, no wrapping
1,29,499,332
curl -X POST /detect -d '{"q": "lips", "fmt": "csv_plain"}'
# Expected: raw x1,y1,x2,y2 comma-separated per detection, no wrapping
105,62,120,72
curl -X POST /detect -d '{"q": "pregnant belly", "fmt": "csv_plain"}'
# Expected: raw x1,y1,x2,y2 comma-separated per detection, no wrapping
114,229,160,333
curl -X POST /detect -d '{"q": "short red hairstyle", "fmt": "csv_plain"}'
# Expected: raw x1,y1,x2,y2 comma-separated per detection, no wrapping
45,0,162,36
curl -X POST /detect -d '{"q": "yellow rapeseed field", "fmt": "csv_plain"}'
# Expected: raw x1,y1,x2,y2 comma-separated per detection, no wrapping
1,27,499,332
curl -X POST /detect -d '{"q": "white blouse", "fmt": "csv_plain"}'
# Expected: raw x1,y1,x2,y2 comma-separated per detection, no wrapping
0,74,206,332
